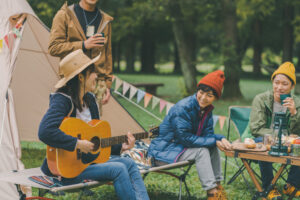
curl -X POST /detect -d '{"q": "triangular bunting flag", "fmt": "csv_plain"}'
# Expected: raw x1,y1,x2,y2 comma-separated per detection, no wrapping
122,82,130,95
12,28,21,38
0,39,3,53
4,35,9,48
166,102,174,114
129,85,138,100
137,90,145,103
144,93,153,108
114,77,123,91
159,99,167,113
212,115,219,128
218,116,226,131
152,96,160,110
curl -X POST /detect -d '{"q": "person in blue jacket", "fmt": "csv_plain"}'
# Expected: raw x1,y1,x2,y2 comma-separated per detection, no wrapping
38,49,149,200
148,70,232,200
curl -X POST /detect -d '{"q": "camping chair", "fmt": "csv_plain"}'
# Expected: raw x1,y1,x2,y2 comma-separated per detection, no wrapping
223,106,255,188
223,106,289,187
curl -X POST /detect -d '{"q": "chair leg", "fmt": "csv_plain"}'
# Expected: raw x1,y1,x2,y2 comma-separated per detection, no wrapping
224,156,228,183
177,163,193,200
233,158,252,192
183,177,191,198
224,118,231,183
178,179,182,200
227,165,246,185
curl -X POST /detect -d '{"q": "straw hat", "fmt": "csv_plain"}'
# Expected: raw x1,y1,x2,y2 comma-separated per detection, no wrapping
55,49,101,88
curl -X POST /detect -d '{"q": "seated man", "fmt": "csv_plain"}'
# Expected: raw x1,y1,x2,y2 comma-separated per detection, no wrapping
249,62,300,200
148,70,232,200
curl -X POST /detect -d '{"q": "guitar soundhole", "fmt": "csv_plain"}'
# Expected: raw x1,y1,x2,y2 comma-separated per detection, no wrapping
91,136,100,151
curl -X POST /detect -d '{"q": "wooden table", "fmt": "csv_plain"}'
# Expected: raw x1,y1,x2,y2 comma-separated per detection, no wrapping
131,83,164,95
224,150,300,200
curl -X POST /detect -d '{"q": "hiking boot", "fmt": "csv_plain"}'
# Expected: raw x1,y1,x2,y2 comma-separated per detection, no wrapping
267,188,282,200
207,189,226,200
283,183,300,197
217,185,227,200
207,191,221,200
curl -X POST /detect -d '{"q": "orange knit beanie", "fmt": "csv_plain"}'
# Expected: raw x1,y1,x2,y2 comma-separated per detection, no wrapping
197,70,225,98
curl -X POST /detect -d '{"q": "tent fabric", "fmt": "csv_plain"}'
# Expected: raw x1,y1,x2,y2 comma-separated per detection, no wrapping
0,0,41,198
0,0,145,198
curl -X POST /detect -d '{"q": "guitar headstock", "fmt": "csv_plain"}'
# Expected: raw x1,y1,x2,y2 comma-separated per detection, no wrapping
148,126,159,138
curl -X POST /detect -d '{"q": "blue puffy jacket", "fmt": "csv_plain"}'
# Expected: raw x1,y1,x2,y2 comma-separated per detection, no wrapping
39,92,121,176
148,94,224,164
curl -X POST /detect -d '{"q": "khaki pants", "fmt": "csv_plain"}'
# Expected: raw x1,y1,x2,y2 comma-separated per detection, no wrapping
94,79,107,116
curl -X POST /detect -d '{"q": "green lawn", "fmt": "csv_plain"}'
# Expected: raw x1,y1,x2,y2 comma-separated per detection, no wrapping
22,74,292,200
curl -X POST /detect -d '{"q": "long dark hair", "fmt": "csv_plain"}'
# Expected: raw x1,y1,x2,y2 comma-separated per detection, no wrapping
56,64,96,112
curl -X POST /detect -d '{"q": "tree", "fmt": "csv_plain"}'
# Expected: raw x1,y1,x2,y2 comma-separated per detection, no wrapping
282,0,294,62
221,0,243,99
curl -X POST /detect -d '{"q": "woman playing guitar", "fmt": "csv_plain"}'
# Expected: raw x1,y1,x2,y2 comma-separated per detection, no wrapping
38,49,149,200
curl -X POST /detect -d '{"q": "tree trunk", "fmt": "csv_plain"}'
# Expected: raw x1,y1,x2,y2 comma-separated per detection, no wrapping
168,1,197,94
125,34,136,73
114,41,121,73
221,0,243,99
253,18,262,75
282,3,294,62
140,22,156,73
173,41,181,74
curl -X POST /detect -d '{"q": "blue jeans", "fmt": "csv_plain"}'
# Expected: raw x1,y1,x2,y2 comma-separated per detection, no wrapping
61,157,149,200
255,137,300,189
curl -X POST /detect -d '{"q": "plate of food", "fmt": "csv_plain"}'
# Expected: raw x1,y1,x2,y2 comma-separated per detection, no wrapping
232,138,267,152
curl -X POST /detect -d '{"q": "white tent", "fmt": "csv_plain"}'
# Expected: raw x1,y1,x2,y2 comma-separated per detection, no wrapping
0,0,144,199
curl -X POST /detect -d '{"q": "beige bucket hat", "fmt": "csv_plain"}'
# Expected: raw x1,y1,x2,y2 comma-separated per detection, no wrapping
55,49,101,88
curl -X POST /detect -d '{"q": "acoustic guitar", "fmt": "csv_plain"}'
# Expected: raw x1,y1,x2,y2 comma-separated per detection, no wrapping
46,118,149,178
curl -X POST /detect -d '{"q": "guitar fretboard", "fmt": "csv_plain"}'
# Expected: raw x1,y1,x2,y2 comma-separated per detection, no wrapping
100,132,148,148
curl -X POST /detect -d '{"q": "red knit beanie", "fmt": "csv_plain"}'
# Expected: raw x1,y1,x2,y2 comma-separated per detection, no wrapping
197,70,225,98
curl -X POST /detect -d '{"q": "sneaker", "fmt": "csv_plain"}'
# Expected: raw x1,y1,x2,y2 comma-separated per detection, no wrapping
267,188,282,200
217,185,227,200
283,183,300,197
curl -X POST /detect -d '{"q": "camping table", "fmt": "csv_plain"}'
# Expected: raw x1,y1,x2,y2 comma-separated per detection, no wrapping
224,150,300,200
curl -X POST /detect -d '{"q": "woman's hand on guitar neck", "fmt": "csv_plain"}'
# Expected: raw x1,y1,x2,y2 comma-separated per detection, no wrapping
77,140,94,153
121,132,136,152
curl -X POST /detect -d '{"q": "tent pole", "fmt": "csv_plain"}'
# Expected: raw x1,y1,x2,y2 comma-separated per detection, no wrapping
0,91,8,145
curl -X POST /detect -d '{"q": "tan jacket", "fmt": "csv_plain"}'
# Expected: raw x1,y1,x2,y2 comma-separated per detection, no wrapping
48,3,113,88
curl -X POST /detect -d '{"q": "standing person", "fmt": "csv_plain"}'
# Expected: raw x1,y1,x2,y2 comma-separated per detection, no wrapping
249,62,300,200
48,0,112,115
39,49,149,200
148,70,232,200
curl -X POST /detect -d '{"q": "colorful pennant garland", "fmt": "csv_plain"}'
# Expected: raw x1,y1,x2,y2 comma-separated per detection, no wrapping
114,77,123,91
137,90,145,103
152,96,160,110
122,81,130,95
112,76,227,126
0,14,26,53
166,102,174,114
0,39,3,53
144,93,153,108
159,99,167,113
129,85,138,100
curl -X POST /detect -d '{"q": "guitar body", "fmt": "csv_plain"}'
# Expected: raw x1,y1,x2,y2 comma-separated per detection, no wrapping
47,118,111,178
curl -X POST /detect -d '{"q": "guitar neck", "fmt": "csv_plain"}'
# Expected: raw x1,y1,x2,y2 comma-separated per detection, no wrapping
100,132,148,148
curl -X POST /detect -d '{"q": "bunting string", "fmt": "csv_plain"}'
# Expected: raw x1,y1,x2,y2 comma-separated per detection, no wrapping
111,75,227,130
0,14,27,53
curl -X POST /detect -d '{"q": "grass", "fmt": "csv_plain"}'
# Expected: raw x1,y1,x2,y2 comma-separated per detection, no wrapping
21,74,291,200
